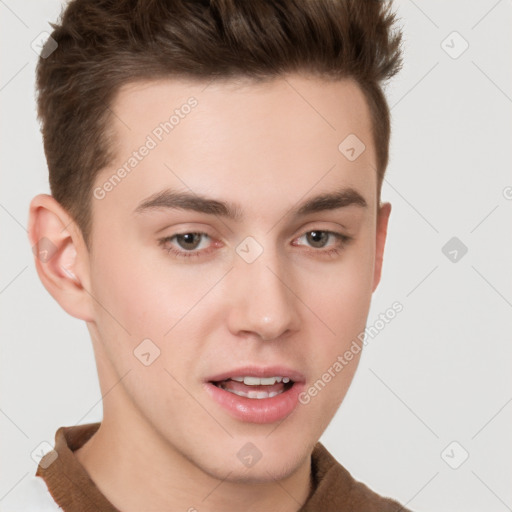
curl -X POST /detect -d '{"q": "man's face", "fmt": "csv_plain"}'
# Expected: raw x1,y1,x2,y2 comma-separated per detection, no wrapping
86,74,386,481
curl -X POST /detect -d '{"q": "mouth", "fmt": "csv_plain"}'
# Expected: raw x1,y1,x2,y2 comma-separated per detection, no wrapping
204,366,306,423
210,375,295,399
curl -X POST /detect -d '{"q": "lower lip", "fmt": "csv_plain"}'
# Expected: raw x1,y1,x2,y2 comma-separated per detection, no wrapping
204,381,305,424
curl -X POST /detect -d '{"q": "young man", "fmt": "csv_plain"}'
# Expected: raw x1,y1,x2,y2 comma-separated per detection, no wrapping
24,0,409,510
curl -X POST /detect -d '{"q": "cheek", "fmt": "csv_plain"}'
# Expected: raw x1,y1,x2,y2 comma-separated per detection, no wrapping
304,236,375,339
298,252,373,426
88,238,227,366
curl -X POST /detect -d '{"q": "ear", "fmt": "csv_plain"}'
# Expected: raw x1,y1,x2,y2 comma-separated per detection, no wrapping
372,201,391,292
28,194,94,322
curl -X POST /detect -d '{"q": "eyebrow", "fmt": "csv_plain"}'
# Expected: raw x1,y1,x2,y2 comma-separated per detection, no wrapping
134,186,367,221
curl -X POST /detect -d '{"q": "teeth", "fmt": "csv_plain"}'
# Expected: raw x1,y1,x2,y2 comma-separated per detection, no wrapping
224,387,284,399
231,376,286,385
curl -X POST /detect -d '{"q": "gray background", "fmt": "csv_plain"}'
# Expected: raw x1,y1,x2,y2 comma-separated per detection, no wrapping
1,1,511,510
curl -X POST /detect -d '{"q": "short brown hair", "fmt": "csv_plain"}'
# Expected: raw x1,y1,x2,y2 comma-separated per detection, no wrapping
36,0,403,248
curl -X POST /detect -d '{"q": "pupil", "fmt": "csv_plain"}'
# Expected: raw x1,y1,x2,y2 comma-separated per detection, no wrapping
308,231,327,248
178,233,200,249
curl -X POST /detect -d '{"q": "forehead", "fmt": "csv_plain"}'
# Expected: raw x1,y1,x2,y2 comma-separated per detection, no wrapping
94,74,377,223
110,74,374,150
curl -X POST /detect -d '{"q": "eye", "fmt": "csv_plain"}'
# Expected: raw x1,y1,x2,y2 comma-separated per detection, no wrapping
158,232,215,259
292,230,352,257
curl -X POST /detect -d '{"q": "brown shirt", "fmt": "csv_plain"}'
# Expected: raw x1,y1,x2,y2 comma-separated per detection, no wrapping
36,423,411,512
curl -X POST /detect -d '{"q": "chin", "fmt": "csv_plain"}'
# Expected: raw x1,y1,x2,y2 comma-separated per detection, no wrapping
211,459,303,485
201,440,308,483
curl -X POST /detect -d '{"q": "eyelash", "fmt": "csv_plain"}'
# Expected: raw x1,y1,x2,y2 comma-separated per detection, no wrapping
158,230,352,260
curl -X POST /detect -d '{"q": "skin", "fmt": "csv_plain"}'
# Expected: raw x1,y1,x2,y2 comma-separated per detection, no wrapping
28,74,391,512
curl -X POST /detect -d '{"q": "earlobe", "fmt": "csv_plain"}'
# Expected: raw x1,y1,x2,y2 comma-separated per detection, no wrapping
372,202,391,292
28,194,94,322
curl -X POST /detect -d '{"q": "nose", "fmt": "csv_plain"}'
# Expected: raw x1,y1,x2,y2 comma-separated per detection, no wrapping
226,246,301,342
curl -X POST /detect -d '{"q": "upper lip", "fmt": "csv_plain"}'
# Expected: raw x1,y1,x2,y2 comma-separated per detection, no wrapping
206,365,306,383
